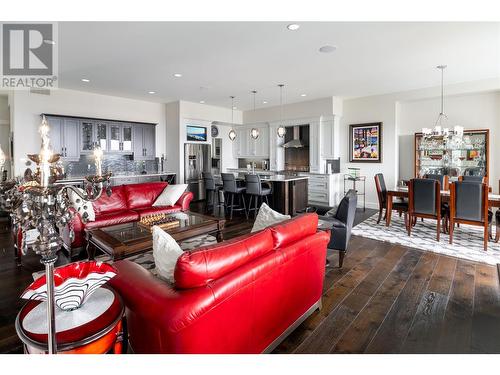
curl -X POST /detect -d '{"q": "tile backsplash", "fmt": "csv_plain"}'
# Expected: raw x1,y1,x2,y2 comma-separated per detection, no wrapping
63,154,159,177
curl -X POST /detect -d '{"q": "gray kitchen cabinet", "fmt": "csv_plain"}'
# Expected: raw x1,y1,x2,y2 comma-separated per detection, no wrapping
121,124,133,153
44,114,155,160
109,122,133,154
133,124,156,161
63,119,81,161
80,120,108,153
143,125,156,159
80,120,95,152
45,116,80,161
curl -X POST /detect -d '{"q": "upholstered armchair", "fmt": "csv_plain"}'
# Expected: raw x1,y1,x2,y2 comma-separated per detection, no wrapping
321,189,357,268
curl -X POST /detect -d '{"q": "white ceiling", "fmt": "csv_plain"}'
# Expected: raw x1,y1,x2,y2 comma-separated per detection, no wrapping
58,22,500,110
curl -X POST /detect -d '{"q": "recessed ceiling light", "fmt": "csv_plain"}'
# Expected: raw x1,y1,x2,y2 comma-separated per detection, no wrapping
43,39,56,45
199,100,205,104
300,93,307,97
232,106,237,110
148,91,156,94
319,45,337,53
287,24,300,31
173,73,182,78
81,78,90,83
262,101,268,104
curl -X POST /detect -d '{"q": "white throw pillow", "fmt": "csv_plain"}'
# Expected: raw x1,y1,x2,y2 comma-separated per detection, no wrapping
152,226,184,283
251,203,291,233
153,184,188,207
68,188,95,221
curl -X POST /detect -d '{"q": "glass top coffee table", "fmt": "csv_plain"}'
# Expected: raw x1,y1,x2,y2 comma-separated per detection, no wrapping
85,211,225,260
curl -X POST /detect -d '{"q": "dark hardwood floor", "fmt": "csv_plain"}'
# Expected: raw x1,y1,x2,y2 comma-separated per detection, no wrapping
1,204,500,354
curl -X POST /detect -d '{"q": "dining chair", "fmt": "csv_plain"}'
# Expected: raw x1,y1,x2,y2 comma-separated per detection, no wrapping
221,173,248,220
374,173,408,225
424,174,449,190
245,174,272,218
449,181,490,251
459,175,488,184
407,178,442,241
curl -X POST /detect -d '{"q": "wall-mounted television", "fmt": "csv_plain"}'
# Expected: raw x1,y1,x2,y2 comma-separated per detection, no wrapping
186,125,207,142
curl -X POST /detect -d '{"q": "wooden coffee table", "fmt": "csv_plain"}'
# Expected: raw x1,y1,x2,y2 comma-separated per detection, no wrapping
85,211,225,260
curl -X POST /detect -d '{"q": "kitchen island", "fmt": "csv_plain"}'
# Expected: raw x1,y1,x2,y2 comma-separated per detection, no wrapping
219,173,309,216
262,175,309,216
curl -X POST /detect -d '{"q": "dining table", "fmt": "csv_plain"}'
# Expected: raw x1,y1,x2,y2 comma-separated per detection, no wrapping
385,186,500,226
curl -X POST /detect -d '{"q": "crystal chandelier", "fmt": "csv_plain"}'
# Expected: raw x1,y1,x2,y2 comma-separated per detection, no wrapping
0,116,112,354
422,65,464,142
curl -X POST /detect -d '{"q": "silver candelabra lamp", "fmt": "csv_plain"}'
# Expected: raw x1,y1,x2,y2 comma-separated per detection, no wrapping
0,116,112,354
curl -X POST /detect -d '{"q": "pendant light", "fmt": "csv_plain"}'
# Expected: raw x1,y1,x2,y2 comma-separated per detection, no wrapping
228,96,237,141
421,65,463,139
277,84,286,138
250,90,259,139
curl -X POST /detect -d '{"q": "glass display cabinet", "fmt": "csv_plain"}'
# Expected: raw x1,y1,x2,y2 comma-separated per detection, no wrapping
414,129,489,179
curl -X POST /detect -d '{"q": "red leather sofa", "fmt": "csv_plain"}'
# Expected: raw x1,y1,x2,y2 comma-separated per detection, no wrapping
110,213,329,353
66,182,193,250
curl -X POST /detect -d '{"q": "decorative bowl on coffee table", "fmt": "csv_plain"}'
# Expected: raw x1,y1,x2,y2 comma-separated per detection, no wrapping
21,261,117,311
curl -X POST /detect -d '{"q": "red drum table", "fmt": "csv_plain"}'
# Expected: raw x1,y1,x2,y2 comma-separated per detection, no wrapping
16,286,126,354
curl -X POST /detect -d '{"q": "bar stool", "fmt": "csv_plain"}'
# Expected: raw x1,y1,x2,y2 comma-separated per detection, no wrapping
202,172,223,214
245,174,272,218
221,173,248,220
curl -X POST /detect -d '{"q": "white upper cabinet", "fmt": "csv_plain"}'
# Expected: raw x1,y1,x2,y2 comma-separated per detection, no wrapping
309,121,321,173
320,116,340,159
232,124,269,158
253,125,269,157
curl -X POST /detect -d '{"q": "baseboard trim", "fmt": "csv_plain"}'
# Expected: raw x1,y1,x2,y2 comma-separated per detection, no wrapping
262,298,322,354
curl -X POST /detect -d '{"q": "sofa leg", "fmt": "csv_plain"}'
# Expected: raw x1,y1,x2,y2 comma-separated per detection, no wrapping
339,252,345,268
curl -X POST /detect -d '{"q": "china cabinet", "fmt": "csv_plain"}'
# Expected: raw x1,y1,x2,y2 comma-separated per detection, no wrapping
414,129,489,178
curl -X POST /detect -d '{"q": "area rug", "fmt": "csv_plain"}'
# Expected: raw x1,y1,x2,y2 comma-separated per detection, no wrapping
351,213,500,265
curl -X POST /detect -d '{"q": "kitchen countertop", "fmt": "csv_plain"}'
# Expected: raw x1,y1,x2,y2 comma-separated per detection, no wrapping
219,173,309,182
226,168,275,175
260,175,309,182
57,172,176,182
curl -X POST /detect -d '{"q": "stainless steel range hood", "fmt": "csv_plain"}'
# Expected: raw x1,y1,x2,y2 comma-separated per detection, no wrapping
282,126,305,148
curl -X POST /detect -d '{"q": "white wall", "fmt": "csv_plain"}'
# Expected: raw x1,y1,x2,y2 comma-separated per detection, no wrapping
0,96,10,177
399,91,500,190
10,89,167,176
340,95,400,208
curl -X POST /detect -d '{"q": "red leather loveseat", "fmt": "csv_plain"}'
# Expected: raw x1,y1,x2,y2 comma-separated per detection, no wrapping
110,213,329,353
67,182,193,251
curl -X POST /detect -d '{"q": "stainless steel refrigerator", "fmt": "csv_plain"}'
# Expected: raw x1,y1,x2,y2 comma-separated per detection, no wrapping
184,143,211,201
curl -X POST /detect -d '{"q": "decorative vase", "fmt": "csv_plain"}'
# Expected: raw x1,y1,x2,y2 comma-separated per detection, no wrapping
21,261,117,311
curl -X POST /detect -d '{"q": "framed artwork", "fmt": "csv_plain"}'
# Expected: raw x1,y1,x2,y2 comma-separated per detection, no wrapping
349,122,382,163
